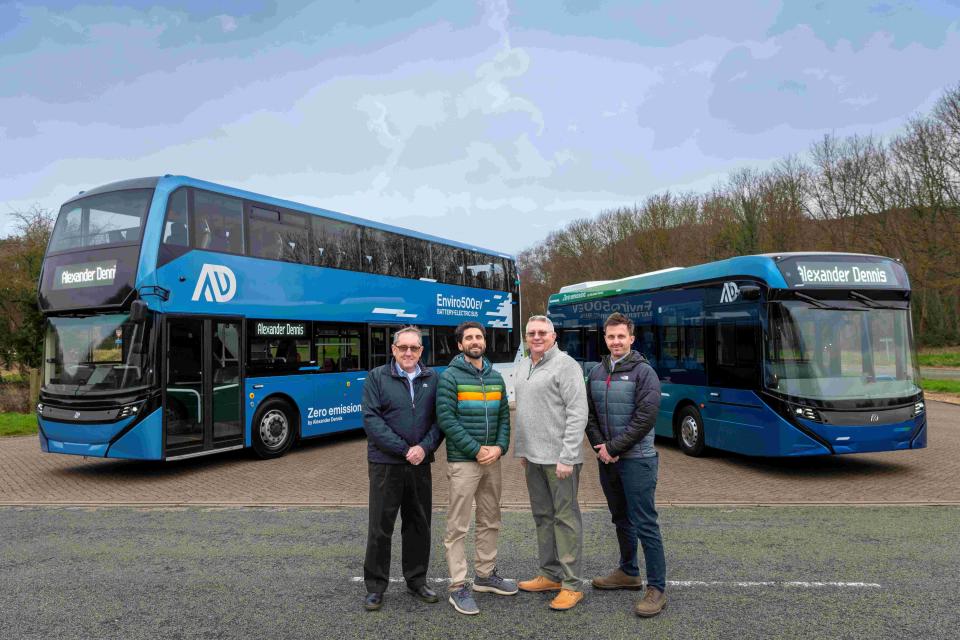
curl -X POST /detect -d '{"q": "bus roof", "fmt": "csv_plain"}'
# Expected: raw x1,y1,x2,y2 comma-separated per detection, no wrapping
66,175,516,260
549,252,901,305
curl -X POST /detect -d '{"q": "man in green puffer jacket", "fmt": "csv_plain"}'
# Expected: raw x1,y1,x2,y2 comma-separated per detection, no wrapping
436,321,517,615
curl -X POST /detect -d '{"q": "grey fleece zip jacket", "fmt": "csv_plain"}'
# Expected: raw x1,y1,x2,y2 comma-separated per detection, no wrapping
513,344,588,466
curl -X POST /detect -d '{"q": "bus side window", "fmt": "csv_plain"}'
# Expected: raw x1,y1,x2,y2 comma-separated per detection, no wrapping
249,207,310,263
314,217,361,271
158,188,190,266
315,324,362,372
362,227,404,277
404,237,433,280
433,245,464,286
193,190,244,255
433,326,456,363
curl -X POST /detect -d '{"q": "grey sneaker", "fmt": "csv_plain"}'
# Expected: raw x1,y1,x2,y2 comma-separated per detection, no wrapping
448,584,480,615
473,569,519,595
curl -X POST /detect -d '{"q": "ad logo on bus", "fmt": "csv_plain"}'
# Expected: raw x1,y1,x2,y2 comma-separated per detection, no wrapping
720,282,740,303
191,264,237,303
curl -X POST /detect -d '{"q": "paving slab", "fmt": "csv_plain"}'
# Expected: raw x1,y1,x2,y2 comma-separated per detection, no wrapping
1,402,956,507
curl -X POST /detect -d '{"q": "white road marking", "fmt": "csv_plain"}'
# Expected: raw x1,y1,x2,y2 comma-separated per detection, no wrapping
350,577,881,588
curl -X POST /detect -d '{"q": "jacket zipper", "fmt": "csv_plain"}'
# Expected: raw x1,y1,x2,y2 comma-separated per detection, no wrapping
604,358,613,440
480,370,489,445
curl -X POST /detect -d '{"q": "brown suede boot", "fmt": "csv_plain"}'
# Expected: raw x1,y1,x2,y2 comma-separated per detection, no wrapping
591,568,644,590
634,586,667,617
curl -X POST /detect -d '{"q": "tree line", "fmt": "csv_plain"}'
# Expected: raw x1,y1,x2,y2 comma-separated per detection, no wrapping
518,84,960,347
0,207,52,373
1,86,958,377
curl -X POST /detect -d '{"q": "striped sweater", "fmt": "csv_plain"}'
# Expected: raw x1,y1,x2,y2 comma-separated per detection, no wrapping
436,354,511,462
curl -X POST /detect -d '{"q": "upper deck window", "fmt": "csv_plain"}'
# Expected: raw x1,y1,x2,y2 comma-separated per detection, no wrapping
48,189,152,254
313,217,362,270
194,191,244,255
248,206,310,263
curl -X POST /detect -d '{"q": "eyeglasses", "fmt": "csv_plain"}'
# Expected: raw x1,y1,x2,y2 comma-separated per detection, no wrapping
393,344,422,352
526,330,550,338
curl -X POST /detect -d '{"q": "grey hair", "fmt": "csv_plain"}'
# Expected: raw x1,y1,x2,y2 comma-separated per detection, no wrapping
525,315,555,333
392,326,423,346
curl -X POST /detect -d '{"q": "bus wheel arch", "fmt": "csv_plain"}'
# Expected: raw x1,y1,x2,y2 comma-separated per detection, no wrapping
251,395,300,459
674,403,707,457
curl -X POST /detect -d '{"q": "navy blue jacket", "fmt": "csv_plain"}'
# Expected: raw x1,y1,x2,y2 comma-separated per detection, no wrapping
585,350,660,458
362,359,443,464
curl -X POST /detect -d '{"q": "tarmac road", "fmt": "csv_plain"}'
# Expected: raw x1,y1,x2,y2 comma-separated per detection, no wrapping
2,505,958,640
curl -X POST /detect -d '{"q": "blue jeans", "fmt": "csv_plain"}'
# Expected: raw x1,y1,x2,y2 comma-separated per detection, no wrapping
597,454,666,592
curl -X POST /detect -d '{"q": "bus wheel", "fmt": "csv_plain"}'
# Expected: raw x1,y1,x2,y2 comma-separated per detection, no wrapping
252,399,296,459
676,406,706,457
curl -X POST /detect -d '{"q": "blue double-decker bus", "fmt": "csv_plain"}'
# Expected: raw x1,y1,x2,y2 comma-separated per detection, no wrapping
36,176,520,461
548,253,926,457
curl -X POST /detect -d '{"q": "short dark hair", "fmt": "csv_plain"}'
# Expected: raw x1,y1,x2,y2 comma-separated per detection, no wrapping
604,312,634,335
455,321,485,345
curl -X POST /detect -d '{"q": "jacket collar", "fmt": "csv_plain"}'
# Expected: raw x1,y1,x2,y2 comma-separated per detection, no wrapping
449,353,490,376
389,358,432,379
603,350,644,372
530,343,560,367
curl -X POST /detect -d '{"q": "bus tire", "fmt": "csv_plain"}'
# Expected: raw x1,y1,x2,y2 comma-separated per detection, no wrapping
676,405,706,457
252,398,296,459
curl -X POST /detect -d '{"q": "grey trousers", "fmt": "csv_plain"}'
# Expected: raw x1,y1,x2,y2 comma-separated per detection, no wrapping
524,462,584,591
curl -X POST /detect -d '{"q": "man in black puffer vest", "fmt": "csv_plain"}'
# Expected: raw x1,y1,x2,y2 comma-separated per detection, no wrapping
586,312,667,618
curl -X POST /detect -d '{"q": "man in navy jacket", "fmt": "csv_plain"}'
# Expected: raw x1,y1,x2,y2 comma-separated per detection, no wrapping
362,326,444,611
586,312,667,618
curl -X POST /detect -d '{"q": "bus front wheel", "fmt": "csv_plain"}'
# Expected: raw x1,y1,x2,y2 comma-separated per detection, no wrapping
252,398,296,459
676,406,706,457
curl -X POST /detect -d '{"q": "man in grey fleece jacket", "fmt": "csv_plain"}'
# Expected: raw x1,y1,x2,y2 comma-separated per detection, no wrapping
514,315,589,611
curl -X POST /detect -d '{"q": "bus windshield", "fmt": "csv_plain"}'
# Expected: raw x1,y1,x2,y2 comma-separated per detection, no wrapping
48,189,153,253
43,313,155,396
765,301,920,401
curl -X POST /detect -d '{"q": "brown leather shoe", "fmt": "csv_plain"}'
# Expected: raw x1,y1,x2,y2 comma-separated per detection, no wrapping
591,568,644,590
549,589,584,611
634,586,667,617
518,576,562,592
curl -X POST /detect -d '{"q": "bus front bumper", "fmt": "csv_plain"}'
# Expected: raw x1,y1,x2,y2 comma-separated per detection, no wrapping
38,408,163,460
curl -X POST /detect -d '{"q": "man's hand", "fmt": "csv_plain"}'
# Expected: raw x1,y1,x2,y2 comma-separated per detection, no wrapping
520,456,527,468
405,445,426,465
476,445,502,465
593,443,619,464
555,462,574,480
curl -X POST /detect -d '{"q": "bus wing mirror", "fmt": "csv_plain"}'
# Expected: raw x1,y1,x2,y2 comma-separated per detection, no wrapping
130,300,148,323
740,285,761,300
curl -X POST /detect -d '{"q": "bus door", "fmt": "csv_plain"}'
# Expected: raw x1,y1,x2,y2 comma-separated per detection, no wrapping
704,305,763,450
164,316,244,458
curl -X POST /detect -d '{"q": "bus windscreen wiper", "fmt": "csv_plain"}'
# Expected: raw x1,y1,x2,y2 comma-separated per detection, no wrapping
848,290,902,310
793,292,838,309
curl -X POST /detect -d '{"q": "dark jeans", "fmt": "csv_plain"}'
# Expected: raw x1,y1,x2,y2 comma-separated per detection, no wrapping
597,454,666,592
364,461,433,593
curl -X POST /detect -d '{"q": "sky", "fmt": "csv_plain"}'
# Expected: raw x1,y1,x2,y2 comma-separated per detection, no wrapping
2,0,960,255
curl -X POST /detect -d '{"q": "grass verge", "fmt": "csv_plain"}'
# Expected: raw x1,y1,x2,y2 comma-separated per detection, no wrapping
0,412,37,437
918,346,960,368
921,378,960,395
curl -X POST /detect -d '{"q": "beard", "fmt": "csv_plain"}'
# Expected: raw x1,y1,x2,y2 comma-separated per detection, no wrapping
465,345,486,358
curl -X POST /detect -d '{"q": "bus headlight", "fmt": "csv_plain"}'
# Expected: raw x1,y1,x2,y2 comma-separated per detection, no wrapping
913,401,925,417
793,405,821,422
36,403,43,416
119,403,141,418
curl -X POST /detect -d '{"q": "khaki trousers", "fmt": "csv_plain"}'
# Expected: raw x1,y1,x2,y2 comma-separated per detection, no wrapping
444,459,503,589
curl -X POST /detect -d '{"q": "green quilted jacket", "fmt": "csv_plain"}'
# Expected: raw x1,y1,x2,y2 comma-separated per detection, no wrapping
436,354,511,462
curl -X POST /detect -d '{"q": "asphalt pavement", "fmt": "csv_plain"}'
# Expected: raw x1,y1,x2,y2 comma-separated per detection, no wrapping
2,505,959,640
